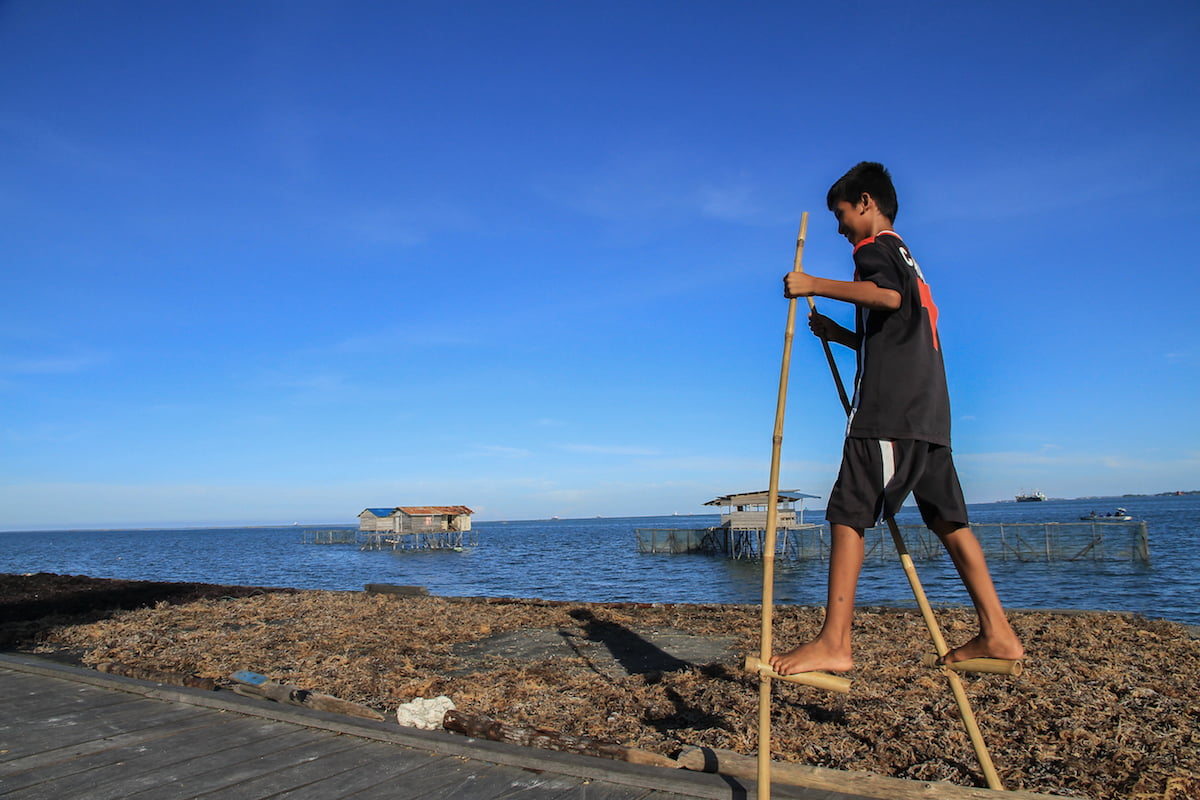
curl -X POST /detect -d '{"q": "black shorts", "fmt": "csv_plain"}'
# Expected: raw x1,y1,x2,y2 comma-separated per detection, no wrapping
825,438,968,530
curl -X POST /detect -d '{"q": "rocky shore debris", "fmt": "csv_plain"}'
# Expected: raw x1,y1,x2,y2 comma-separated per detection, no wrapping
4,572,1199,800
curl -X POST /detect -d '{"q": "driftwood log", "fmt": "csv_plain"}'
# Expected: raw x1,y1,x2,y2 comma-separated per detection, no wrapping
443,710,678,769
676,746,1084,800
363,584,429,597
96,661,217,690
231,677,384,720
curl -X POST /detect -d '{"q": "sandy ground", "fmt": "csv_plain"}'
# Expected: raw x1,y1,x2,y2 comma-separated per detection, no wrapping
3,572,1198,800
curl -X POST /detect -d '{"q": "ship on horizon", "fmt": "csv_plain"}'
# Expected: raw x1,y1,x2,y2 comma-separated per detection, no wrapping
1015,490,1048,502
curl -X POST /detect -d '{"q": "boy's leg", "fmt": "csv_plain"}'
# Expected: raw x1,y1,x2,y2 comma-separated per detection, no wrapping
930,520,1024,663
771,437,881,675
913,445,1023,663
769,523,863,675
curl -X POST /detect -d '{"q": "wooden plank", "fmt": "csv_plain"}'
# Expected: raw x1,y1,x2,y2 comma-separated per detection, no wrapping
1,695,199,760
2,687,133,720
337,755,505,800
0,716,226,783
0,693,141,732
83,727,322,800
557,784,658,800
469,764,593,799
117,728,362,800
488,766,660,800
1,674,143,719
5,723,317,800
388,759,587,800
42,693,200,734
261,749,452,799
182,735,403,799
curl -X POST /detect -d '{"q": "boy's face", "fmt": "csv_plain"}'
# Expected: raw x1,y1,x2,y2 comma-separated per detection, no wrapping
831,198,873,246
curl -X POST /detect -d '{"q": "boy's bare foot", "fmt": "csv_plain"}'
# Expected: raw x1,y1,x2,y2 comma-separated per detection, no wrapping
939,632,1025,665
769,639,853,675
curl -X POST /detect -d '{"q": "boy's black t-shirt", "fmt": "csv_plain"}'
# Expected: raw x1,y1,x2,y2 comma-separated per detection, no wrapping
847,231,951,446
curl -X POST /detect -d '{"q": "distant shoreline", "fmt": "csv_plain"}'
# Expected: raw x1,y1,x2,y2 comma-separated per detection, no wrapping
3,491,1196,533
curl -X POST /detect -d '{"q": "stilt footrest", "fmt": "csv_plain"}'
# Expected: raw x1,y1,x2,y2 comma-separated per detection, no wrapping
922,653,1024,676
744,655,852,693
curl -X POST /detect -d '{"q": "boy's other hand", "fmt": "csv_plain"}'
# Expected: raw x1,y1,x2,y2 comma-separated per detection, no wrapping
784,272,817,298
808,311,834,338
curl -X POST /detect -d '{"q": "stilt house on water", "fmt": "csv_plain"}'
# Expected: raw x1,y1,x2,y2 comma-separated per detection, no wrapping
704,490,819,530
637,490,821,559
356,506,475,550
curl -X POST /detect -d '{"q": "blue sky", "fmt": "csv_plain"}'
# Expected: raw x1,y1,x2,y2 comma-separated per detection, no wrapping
2,1,1198,529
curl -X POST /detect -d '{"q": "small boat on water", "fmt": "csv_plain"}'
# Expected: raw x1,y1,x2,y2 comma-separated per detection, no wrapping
1015,490,1047,502
1080,508,1132,521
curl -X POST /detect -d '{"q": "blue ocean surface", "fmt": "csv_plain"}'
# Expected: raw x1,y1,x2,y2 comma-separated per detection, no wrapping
1,494,1196,625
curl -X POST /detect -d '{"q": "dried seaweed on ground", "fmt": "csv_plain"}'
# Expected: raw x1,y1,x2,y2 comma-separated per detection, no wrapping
19,578,1200,800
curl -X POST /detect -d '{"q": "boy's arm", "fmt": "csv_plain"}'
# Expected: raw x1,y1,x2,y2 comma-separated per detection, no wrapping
808,311,859,349
784,272,901,311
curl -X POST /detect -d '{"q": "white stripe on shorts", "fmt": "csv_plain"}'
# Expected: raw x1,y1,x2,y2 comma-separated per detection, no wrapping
878,439,895,489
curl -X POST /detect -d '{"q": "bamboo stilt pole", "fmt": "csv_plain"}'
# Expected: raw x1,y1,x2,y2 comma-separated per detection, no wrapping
805,277,1007,792
803,294,851,415
885,516,1004,790
755,212,809,800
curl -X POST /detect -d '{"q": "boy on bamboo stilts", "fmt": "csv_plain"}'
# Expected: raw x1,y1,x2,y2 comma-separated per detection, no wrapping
770,162,1023,677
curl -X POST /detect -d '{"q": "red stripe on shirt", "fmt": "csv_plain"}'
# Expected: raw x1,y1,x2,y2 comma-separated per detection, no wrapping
852,230,900,254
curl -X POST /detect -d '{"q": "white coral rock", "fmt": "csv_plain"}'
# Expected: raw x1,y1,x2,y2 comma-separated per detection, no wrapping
394,695,455,729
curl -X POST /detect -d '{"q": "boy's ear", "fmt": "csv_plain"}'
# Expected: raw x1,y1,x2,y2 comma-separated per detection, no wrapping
857,192,874,212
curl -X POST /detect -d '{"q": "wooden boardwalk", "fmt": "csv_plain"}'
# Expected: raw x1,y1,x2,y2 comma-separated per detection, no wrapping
0,653,868,800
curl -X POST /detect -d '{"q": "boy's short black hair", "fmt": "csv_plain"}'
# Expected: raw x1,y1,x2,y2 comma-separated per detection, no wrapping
826,161,898,222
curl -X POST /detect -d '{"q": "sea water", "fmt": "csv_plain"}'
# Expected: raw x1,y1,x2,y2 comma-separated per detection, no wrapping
1,495,1196,625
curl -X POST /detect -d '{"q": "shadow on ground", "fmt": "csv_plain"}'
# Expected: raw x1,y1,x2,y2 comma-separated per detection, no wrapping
451,606,739,679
